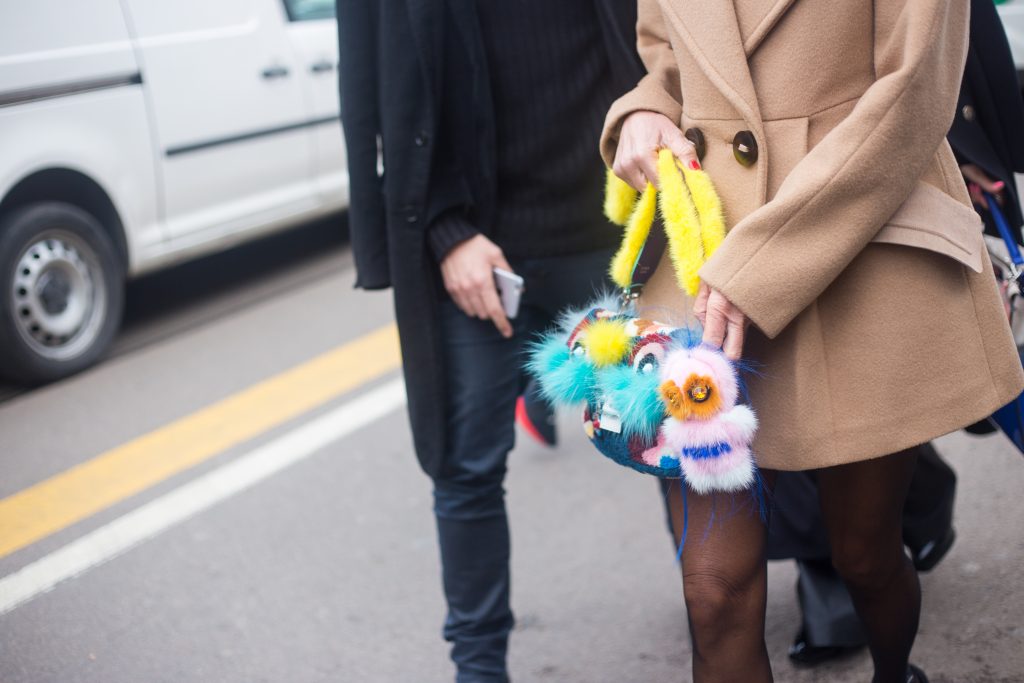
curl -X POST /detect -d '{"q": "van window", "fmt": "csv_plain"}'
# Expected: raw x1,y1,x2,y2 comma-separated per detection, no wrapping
282,0,335,21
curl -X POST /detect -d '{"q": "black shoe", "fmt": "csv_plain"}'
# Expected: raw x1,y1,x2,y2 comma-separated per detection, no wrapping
910,527,955,572
907,664,930,683
964,417,998,435
788,627,864,666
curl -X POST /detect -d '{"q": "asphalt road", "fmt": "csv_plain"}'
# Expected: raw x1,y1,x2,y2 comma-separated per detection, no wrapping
1,217,1023,683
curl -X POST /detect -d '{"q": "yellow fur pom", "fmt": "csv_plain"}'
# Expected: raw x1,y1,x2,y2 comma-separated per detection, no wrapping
609,183,657,289
583,318,632,367
681,167,726,259
604,170,639,226
656,150,704,296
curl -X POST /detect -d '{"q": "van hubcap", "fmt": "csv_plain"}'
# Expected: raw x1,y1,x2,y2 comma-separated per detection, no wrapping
10,231,107,361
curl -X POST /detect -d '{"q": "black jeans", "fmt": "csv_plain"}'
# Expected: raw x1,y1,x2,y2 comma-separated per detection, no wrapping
433,248,611,682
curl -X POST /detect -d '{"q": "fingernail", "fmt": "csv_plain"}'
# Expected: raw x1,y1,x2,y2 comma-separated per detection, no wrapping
994,181,1006,190
689,160,701,170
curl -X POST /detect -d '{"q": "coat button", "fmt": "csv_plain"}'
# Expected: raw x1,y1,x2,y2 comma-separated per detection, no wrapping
961,105,976,122
414,131,429,147
406,214,418,223
684,128,706,161
733,131,758,167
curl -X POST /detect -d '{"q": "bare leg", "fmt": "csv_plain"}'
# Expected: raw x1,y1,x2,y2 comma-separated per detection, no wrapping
817,448,921,683
665,473,776,683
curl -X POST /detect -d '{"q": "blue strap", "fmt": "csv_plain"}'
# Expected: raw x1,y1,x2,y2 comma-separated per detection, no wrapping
675,478,688,562
985,192,1024,269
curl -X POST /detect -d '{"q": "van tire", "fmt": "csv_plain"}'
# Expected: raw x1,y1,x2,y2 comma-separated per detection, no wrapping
0,202,124,384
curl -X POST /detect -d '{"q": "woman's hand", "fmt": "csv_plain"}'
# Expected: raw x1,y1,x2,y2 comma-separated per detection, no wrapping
961,163,1006,211
693,282,749,360
613,111,700,191
440,234,515,338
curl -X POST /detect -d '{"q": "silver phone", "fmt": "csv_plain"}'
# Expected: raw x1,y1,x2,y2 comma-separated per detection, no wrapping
493,267,525,319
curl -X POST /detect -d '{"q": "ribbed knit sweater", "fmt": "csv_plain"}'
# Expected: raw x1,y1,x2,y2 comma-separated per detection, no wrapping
428,0,623,261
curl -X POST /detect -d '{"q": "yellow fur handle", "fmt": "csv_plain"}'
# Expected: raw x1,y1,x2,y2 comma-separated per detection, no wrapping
604,151,726,296
604,170,638,226
657,150,704,296
680,165,725,260
609,183,657,289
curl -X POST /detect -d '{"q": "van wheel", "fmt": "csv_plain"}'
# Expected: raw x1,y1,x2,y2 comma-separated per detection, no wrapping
0,202,124,384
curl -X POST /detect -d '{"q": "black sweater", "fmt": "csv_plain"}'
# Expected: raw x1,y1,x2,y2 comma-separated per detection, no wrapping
428,0,623,261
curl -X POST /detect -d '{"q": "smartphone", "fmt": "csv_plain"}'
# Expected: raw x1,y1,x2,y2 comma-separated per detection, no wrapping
493,267,525,319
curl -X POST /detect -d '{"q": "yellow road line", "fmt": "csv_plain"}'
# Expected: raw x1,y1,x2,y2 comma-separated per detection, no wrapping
0,324,401,560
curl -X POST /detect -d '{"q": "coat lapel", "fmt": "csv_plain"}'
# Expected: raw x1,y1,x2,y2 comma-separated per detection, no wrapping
739,0,798,56
659,0,762,127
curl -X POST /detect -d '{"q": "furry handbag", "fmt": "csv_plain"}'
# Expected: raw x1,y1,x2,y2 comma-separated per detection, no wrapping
528,151,759,494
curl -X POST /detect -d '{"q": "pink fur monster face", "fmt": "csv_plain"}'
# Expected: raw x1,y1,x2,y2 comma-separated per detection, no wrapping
658,345,739,420
657,344,758,493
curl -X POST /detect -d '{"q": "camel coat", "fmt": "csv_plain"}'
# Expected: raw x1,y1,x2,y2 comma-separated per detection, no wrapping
601,0,1024,470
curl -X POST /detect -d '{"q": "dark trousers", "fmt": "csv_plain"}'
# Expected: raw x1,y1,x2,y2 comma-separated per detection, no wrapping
767,442,957,648
433,248,611,682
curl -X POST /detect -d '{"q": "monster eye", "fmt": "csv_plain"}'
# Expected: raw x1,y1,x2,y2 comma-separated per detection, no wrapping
567,324,588,356
631,342,666,375
566,314,594,354
688,382,711,402
680,373,722,419
635,353,658,374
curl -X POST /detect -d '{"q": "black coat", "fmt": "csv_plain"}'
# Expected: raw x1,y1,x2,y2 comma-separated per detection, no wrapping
336,0,643,476
948,0,1024,234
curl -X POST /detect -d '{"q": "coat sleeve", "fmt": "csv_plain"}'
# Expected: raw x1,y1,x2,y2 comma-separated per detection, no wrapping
337,0,391,290
698,0,970,338
599,0,683,166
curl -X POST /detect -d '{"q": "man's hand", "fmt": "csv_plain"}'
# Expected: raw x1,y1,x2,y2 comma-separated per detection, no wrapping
693,282,749,360
961,163,1006,211
440,234,515,338
613,111,699,192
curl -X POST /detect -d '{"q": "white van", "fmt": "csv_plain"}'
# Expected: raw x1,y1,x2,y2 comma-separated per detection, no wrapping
0,0,346,384
999,0,1024,83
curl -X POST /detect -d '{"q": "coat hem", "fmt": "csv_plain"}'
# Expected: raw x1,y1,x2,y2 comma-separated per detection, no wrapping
755,373,1024,472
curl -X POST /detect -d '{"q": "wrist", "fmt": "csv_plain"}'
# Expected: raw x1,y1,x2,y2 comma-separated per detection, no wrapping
428,212,478,262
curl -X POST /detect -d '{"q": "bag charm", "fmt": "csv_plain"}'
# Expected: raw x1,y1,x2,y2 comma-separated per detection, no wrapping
528,151,759,494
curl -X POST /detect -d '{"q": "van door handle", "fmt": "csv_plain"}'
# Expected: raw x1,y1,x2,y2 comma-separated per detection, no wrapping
310,60,335,74
261,65,290,79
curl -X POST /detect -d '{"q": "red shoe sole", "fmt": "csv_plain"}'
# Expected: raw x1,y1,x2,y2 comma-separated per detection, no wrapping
516,396,554,447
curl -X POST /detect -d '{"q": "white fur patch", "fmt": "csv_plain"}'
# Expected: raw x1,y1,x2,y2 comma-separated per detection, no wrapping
682,456,755,494
720,404,758,441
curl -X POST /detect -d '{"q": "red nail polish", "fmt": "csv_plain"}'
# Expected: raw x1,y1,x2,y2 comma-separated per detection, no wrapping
994,181,1006,190
690,160,701,170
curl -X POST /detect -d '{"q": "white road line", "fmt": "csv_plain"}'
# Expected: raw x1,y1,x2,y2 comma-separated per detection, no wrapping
0,377,406,616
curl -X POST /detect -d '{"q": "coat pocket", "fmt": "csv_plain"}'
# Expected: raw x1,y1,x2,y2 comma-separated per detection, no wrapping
871,181,985,273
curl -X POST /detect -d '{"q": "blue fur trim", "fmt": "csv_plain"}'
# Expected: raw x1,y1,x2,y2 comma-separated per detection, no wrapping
668,327,703,349
681,442,732,460
526,335,596,406
659,454,680,469
525,335,568,377
597,365,665,439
